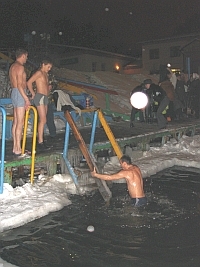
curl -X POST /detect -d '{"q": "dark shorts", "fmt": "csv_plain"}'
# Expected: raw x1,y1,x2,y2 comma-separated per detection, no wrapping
34,93,48,106
131,197,147,207
11,88,25,107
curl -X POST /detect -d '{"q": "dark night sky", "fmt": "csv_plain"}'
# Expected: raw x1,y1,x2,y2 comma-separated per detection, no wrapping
0,0,200,55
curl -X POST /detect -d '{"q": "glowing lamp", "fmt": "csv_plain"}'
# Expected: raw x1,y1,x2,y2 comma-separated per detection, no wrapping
130,92,148,109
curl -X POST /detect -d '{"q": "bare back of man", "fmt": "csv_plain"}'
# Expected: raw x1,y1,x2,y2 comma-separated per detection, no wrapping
27,60,52,148
9,48,30,155
121,165,145,198
91,155,147,207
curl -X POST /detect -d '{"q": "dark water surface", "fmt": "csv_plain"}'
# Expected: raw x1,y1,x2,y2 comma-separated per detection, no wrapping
0,166,200,267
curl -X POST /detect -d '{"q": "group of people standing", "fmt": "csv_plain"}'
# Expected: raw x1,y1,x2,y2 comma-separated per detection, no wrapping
9,48,147,209
130,67,200,130
8,49,200,209
9,48,53,156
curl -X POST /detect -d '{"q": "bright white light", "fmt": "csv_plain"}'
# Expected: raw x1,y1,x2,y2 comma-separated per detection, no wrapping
31,31,36,35
59,32,63,36
105,7,109,11
167,63,171,67
130,92,148,109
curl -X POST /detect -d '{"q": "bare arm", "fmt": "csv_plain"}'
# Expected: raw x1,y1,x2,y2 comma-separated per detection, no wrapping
91,167,125,181
27,71,41,97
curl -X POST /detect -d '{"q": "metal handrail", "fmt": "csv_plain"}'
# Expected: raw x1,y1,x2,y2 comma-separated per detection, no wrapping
0,106,6,194
21,106,38,184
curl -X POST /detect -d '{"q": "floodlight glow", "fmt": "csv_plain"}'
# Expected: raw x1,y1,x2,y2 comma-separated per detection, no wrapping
130,92,148,109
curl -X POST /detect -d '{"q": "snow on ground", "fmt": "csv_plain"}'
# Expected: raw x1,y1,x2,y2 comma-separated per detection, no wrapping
1,135,200,232
1,134,200,266
52,68,159,114
0,66,194,266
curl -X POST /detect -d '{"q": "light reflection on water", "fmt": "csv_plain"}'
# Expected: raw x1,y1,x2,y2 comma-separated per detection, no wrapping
0,166,200,267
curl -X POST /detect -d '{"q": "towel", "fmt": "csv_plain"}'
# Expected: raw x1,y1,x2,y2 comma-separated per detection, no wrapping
54,90,81,115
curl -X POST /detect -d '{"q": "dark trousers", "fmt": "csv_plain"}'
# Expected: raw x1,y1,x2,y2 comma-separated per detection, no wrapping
193,97,200,119
167,101,176,120
130,107,144,122
157,96,170,129
46,102,56,137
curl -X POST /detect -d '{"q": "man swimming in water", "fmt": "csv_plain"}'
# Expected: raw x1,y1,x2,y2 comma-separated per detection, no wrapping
91,155,147,207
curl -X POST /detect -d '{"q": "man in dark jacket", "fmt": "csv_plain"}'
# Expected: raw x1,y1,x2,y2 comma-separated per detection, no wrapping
174,73,187,118
130,79,152,127
157,71,175,129
188,73,200,119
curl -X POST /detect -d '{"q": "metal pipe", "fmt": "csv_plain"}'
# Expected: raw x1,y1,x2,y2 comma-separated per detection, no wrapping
62,119,79,185
0,106,6,194
89,110,98,153
98,109,123,159
22,106,38,184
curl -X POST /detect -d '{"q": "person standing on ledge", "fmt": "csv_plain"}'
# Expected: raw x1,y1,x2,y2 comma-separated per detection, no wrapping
9,48,31,156
130,79,153,127
27,58,53,151
91,155,147,207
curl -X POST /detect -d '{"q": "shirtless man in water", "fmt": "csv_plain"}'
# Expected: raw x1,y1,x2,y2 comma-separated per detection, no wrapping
27,59,52,151
9,48,31,156
91,155,147,207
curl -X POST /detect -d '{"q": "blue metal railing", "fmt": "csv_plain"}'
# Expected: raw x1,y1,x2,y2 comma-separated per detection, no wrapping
0,106,6,194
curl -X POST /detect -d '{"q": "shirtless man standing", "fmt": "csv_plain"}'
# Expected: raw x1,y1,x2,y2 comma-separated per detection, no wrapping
91,155,147,207
9,48,31,156
27,59,53,151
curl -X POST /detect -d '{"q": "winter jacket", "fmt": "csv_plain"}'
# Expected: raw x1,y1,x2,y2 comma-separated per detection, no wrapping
160,80,175,101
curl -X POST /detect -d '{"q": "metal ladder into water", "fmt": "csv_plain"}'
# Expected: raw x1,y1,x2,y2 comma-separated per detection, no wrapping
62,108,123,203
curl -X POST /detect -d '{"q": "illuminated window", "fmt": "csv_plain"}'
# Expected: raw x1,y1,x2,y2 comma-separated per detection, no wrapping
170,46,181,57
149,48,159,59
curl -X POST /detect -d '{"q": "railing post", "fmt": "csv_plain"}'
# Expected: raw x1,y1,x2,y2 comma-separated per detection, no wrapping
0,106,6,194
22,106,38,184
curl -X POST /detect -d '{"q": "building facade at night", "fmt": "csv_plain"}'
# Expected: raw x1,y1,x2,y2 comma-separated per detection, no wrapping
49,46,135,73
141,33,200,75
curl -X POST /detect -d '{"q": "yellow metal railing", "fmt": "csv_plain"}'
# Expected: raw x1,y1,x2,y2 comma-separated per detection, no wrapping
98,109,123,159
22,106,38,184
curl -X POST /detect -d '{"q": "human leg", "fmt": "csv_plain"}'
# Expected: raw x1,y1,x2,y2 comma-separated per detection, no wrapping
11,89,26,154
37,104,47,143
46,103,56,137
139,110,145,122
157,96,169,129
12,106,25,154
130,107,139,127
131,197,147,207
